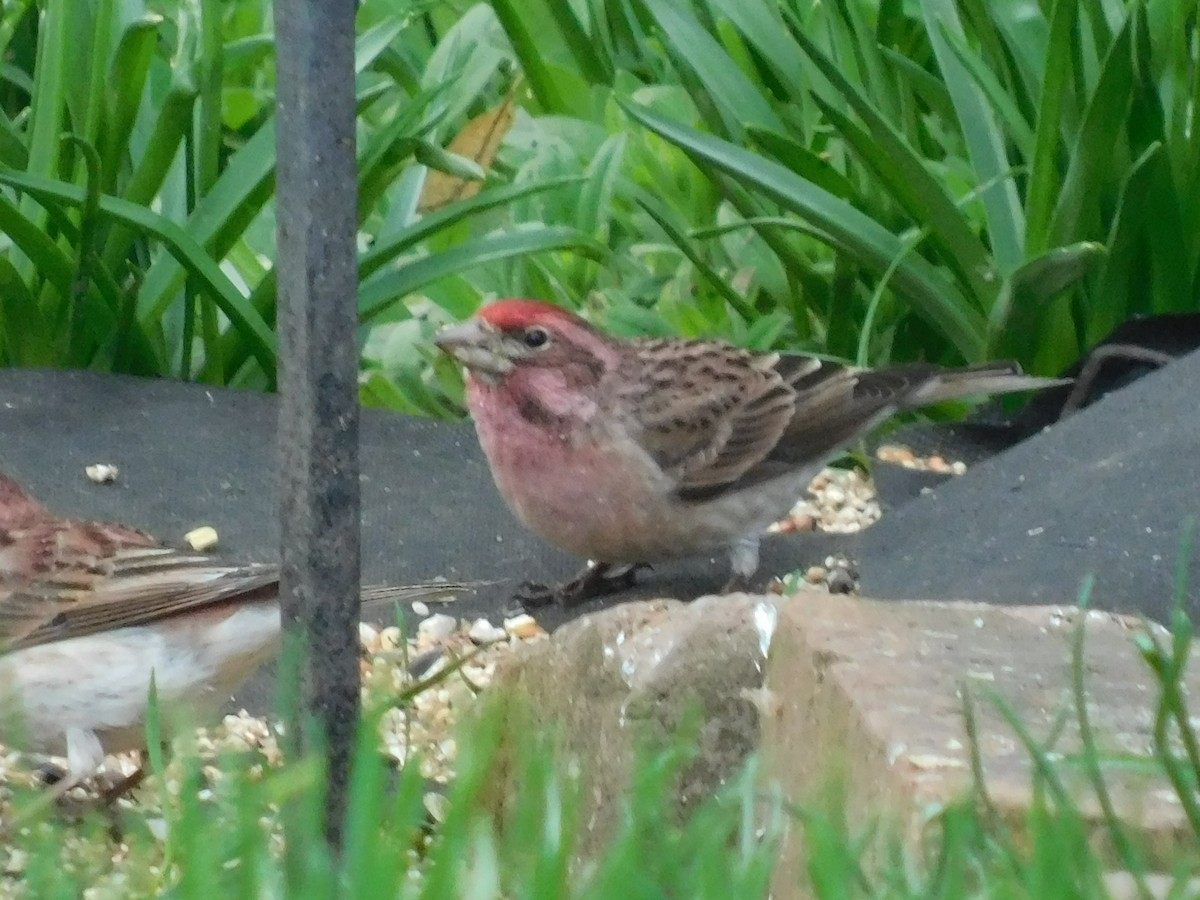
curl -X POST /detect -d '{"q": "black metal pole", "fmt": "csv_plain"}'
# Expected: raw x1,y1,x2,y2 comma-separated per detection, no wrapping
273,0,361,852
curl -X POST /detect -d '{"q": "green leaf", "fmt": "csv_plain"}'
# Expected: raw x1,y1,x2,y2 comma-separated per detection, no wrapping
936,21,1036,160
358,226,602,322
0,252,53,365
0,168,277,372
638,195,756,321
1046,9,1137,247
922,0,1025,274
779,12,996,305
987,241,1104,363
621,99,987,359
136,26,418,327
1088,143,1161,343
746,127,855,200
101,75,199,271
490,0,572,113
643,0,783,138
1025,0,1081,253
17,0,69,277
101,17,160,192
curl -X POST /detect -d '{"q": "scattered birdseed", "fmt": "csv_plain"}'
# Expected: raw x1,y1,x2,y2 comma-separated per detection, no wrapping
417,613,457,645
184,526,220,552
877,444,968,475
380,626,403,651
84,463,120,484
770,466,881,535
503,613,545,640
0,603,553,890
467,618,506,644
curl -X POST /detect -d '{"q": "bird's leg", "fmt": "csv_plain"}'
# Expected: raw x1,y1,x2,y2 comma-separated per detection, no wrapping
515,561,648,608
720,536,762,594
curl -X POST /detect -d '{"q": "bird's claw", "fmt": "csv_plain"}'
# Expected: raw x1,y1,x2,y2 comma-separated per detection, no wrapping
512,580,560,608
512,562,651,609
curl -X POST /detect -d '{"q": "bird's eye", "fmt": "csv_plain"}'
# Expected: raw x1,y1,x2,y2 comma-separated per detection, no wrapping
522,326,550,349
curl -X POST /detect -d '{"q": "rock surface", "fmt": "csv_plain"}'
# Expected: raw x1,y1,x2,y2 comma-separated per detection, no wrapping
489,591,1198,890
489,593,779,857
762,594,1199,893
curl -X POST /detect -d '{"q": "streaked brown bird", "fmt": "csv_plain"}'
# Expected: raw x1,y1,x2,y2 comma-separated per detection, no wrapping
0,472,466,800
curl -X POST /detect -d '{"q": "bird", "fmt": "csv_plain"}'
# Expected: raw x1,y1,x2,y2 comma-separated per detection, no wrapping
435,299,1067,605
0,472,468,802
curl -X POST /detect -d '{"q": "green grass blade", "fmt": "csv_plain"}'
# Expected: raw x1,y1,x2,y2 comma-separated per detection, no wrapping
358,226,603,322
0,190,74,297
100,18,160,192
1046,8,1138,248
490,0,571,114
16,0,68,279
936,22,1036,159
136,28,410,326
922,0,1025,274
638,195,756,321
0,169,277,372
101,75,198,271
643,0,783,138
621,99,988,359
0,253,53,364
195,0,223,196
746,127,855,200
705,0,809,103
362,175,584,280
546,0,612,85
1025,0,1081,254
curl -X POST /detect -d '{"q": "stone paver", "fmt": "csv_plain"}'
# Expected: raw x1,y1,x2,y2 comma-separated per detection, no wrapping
762,595,1198,894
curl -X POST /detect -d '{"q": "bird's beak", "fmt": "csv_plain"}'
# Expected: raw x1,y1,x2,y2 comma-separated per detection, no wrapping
433,318,514,379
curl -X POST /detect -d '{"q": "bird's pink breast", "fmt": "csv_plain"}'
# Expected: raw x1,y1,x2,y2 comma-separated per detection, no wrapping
465,375,677,562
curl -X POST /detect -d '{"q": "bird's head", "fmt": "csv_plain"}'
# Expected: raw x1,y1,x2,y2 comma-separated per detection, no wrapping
434,300,614,387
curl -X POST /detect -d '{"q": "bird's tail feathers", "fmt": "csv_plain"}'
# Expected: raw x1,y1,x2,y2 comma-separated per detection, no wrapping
359,580,481,613
908,362,1070,407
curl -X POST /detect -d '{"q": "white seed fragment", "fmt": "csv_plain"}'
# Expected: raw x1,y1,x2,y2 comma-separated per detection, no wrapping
411,600,430,617
468,618,506,644
359,622,380,652
503,613,544,639
4,849,27,875
423,791,450,823
185,526,220,551
85,463,119,484
380,626,403,651
417,613,457,644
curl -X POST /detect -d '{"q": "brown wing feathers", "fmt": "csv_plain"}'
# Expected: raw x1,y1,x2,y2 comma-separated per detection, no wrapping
620,338,1057,497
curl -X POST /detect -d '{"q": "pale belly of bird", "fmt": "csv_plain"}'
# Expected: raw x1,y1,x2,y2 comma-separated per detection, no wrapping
0,601,281,759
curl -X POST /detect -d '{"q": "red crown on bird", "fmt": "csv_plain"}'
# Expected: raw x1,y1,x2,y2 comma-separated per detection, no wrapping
477,299,578,331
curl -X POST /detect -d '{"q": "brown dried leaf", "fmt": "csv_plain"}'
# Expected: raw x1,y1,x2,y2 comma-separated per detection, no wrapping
418,95,516,212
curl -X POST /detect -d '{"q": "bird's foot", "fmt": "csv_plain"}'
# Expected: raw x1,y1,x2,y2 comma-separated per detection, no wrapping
514,562,649,609
98,766,147,806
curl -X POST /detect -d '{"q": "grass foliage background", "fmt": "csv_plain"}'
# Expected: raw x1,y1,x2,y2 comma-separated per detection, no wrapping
0,0,1198,896
1,0,1195,411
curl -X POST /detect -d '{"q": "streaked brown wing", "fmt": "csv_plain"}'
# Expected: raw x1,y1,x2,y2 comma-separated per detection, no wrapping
621,338,802,490
0,519,279,652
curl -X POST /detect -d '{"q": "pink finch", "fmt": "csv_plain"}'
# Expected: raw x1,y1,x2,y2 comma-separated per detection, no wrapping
435,299,1065,604
0,472,465,800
